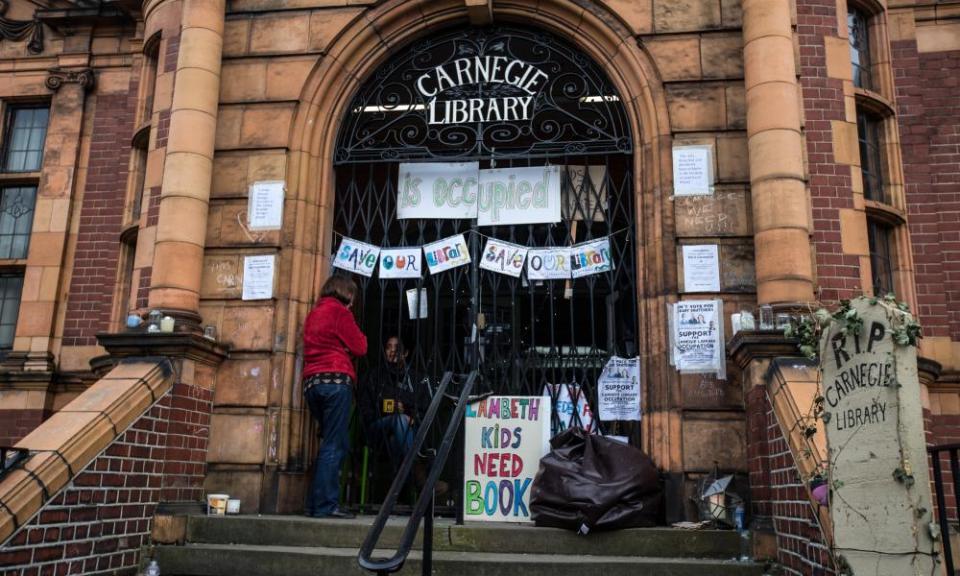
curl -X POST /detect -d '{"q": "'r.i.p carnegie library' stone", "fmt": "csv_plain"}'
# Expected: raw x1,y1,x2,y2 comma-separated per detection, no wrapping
821,297,936,575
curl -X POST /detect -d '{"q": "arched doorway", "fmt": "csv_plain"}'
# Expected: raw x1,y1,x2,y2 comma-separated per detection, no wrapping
330,25,639,507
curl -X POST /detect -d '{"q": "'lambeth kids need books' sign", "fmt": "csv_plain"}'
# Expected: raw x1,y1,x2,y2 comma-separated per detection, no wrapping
464,396,551,522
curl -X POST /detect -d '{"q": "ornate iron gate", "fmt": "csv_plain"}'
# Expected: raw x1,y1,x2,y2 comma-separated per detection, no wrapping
331,26,638,507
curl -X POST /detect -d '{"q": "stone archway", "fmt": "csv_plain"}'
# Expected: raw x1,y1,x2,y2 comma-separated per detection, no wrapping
281,0,679,493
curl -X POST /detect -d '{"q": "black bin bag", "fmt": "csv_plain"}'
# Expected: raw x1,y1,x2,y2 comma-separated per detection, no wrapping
530,428,662,533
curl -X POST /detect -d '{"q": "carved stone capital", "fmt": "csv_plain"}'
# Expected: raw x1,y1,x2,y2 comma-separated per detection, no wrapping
45,67,95,92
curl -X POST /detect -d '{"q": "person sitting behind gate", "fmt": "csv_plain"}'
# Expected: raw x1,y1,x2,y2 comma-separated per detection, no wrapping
364,337,418,465
302,275,367,520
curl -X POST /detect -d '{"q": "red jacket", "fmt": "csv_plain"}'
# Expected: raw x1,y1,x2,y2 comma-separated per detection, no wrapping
303,297,367,382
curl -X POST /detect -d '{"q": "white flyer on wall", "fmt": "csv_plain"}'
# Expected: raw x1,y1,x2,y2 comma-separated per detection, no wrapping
423,233,471,274
242,254,275,300
397,162,479,220
597,356,641,421
682,244,720,293
672,146,713,196
479,238,528,278
333,236,380,277
672,299,725,377
248,180,285,230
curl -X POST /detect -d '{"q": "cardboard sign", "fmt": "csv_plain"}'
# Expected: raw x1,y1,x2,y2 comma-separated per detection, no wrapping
570,237,614,278
333,236,380,277
542,383,594,437
423,234,471,274
597,356,641,421
526,247,572,280
562,165,607,222
464,396,551,522
379,247,423,279
397,162,479,220
672,300,724,375
822,298,937,575
479,238,528,278
477,166,561,226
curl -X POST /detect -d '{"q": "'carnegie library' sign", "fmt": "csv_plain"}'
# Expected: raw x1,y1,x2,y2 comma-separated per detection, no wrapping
415,56,549,124
821,297,936,575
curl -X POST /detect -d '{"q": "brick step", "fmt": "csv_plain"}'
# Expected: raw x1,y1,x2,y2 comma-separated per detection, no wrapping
154,542,767,576
184,515,745,559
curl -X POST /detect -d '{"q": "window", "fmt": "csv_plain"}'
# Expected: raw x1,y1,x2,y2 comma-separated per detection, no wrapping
857,108,886,203
848,7,872,91
2,107,49,173
868,219,894,297
0,272,23,350
0,186,36,259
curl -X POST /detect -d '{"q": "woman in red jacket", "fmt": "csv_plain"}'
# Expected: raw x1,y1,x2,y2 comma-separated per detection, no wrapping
303,275,367,518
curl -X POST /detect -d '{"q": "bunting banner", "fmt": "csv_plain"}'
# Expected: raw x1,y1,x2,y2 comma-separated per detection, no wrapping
479,238,528,278
333,237,380,277
423,234,471,274
526,247,572,280
378,247,423,279
570,237,614,278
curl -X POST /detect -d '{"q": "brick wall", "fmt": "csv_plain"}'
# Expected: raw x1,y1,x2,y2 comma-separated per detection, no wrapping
61,87,138,347
747,387,836,575
0,378,212,575
797,0,861,305
0,410,46,448
893,43,960,340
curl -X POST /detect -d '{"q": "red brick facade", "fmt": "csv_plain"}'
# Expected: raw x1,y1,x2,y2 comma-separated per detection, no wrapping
797,0,862,305
61,87,139,347
0,410,45,448
893,43,960,341
746,387,836,576
0,377,211,575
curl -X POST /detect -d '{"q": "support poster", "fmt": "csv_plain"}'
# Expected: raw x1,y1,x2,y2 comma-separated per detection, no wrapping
672,300,725,376
597,356,641,421
464,396,551,522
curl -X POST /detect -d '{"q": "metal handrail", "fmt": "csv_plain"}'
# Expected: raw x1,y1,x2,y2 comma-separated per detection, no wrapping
928,443,959,575
358,370,477,575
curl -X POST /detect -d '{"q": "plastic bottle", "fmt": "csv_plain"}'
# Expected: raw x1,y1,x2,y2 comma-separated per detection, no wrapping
734,504,750,562
145,560,160,576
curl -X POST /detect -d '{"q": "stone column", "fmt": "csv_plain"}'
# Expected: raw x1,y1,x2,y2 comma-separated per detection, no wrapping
742,0,815,305
146,0,225,326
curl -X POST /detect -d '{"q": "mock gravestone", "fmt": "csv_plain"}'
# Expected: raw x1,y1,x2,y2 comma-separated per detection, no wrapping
820,297,938,575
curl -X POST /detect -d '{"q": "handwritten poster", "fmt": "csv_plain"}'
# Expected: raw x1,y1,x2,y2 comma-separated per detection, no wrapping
597,356,641,421
397,162,479,220
479,238,528,278
464,396,551,522
526,247,572,280
423,234,471,274
333,236,380,277
570,237,614,278
248,180,284,230
241,254,275,300
672,300,725,376
562,165,607,222
478,166,561,226
379,247,423,279
673,146,713,197
682,244,720,293
542,383,594,437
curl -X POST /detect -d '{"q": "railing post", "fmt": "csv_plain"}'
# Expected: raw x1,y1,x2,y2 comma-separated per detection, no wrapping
931,447,954,575
423,481,434,576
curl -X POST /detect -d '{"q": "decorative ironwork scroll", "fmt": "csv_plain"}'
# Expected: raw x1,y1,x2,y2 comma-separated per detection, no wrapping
0,0,43,54
335,26,632,164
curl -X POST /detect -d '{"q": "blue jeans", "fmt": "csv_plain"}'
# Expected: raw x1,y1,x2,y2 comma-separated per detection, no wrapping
305,382,352,515
370,413,415,465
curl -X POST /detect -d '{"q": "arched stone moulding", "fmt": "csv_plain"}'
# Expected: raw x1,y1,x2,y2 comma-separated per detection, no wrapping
282,0,680,470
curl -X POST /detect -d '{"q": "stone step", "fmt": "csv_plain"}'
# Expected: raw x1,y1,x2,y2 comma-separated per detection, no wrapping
185,515,744,559
154,543,767,576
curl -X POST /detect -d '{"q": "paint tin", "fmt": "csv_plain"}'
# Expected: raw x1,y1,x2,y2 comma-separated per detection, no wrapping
207,494,229,516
